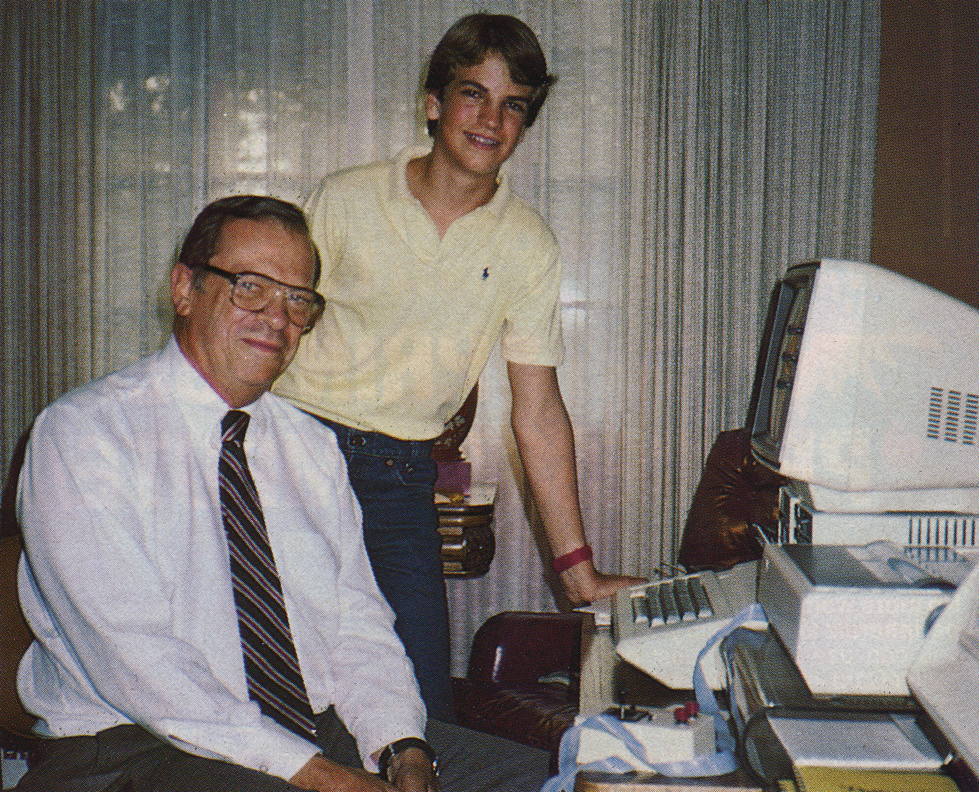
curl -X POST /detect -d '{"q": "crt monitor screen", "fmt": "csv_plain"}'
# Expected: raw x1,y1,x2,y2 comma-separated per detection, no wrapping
747,259,979,503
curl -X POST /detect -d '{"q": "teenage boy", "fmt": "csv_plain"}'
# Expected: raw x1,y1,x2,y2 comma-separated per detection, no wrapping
274,13,641,722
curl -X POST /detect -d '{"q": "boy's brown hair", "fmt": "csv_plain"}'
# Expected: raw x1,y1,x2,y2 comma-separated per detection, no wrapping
424,13,556,137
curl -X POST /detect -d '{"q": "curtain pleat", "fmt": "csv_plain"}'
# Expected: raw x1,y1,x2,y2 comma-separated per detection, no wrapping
2,1,878,675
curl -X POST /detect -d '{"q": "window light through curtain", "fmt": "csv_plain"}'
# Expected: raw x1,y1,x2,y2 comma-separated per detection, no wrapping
1,0,878,674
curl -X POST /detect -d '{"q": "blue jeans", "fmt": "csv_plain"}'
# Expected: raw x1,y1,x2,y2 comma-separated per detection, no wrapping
318,418,455,722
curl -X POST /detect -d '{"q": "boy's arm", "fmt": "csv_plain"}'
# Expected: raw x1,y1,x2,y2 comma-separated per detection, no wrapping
507,362,645,604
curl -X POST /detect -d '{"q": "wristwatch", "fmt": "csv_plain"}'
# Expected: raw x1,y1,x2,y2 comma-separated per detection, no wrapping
377,737,438,782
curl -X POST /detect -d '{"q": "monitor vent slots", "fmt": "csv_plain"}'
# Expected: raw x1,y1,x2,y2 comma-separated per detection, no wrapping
927,387,979,445
908,517,979,548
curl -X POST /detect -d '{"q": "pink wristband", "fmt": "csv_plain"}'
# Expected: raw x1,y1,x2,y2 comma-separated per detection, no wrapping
552,544,593,574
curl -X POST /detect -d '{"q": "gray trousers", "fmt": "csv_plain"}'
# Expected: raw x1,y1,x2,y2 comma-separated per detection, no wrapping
14,710,551,792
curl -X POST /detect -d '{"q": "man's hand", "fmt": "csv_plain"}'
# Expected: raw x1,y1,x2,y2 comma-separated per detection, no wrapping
385,746,439,792
559,559,645,606
290,754,395,792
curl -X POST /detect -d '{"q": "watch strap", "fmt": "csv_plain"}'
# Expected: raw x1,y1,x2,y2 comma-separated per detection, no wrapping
377,736,438,781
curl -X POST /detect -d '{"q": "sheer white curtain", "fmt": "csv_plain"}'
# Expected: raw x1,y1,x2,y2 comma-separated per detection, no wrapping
617,0,879,577
2,0,878,674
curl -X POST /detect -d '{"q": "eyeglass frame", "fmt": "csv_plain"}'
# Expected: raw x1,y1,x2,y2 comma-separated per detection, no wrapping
191,262,325,333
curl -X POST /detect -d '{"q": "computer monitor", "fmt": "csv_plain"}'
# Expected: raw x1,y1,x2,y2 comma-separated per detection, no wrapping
747,260,979,514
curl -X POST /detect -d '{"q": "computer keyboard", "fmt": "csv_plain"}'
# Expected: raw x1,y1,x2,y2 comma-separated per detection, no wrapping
612,560,759,690
620,573,716,626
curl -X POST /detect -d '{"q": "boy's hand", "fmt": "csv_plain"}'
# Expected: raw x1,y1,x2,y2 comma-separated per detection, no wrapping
559,560,645,606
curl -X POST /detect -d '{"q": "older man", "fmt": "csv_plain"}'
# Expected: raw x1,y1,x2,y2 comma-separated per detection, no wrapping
14,196,549,792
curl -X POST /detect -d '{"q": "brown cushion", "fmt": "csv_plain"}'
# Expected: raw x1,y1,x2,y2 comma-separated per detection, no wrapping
677,428,785,571
453,611,584,754
451,678,576,753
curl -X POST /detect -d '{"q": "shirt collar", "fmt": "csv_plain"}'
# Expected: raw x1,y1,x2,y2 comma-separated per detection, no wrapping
159,336,272,448
389,144,514,220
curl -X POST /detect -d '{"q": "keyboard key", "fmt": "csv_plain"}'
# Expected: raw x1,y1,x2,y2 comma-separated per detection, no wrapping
631,593,650,625
659,583,681,624
675,578,698,621
689,576,713,618
647,586,666,626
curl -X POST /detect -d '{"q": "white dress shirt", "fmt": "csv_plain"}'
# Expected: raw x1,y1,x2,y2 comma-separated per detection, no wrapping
16,337,426,781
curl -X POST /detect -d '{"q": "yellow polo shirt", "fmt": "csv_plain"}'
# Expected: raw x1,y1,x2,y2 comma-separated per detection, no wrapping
274,146,565,440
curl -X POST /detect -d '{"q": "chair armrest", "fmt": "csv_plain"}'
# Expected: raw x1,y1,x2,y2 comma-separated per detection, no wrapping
451,677,577,753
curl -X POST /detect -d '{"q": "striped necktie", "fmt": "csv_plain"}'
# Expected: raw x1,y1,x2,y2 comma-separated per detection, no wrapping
219,410,317,743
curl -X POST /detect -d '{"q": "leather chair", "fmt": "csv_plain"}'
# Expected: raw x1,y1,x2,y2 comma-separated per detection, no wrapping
451,611,584,754
677,427,785,572
0,534,35,744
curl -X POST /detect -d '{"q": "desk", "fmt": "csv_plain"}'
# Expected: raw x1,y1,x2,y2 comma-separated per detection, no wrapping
573,618,968,791
575,617,762,790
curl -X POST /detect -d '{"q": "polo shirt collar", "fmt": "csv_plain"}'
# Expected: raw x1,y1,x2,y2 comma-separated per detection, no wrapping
389,145,514,219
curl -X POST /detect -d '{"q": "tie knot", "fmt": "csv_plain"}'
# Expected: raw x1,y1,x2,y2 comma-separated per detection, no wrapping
222,410,250,444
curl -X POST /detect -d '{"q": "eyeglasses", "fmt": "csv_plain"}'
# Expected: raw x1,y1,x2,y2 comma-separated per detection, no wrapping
194,263,325,332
